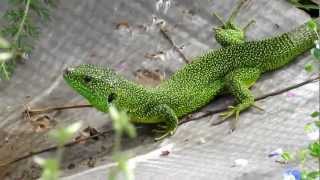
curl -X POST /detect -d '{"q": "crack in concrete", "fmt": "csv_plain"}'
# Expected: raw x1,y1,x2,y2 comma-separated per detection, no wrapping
180,76,319,124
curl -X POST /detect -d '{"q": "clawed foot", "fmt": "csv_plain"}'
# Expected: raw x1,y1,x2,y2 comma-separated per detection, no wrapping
152,124,176,141
220,105,240,120
219,105,240,131
252,103,264,112
218,103,264,131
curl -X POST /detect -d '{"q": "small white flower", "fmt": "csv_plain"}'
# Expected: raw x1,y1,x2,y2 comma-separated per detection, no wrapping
155,0,164,12
33,156,45,165
307,130,319,141
155,0,171,14
305,123,319,141
283,168,301,180
22,52,30,60
283,173,296,180
163,0,171,14
109,105,120,121
151,15,166,28
152,15,157,26
199,137,206,144
154,52,166,61
65,122,82,135
233,159,248,167
0,52,13,62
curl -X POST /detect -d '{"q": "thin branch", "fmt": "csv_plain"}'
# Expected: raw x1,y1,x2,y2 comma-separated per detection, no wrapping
160,28,191,64
0,129,113,167
24,104,93,116
6,76,318,167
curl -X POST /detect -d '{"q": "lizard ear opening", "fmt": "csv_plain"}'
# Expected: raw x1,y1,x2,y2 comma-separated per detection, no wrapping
83,75,93,83
107,93,117,103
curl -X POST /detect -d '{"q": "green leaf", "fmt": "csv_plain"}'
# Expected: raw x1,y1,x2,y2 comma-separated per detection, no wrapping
307,20,317,32
311,111,320,118
308,141,320,158
306,171,320,179
297,149,309,163
109,105,121,122
311,48,320,60
0,36,10,49
288,0,320,10
34,157,60,180
0,52,13,62
304,63,313,72
300,4,320,10
281,151,294,161
109,105,136,138
301,170,308,180
304,123,314,133
49,122,82,145
0,0,56,80
114,154,134,180
124,122,137,138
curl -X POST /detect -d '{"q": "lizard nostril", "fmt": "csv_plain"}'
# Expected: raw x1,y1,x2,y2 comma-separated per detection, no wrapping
63,67,74,75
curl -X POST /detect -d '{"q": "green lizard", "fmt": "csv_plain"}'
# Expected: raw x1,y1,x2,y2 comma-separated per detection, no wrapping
63,3,319,140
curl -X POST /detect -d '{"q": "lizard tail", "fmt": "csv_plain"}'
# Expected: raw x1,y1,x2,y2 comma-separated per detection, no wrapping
286,17,320,54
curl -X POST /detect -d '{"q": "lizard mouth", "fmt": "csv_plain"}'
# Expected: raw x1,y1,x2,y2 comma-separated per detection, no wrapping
63,67,75,77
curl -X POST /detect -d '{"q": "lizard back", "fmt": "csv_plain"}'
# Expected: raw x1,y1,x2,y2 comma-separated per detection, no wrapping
156,19,319,117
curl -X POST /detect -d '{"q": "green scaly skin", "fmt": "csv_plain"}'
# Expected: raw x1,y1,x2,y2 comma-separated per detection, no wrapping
63,17,320,141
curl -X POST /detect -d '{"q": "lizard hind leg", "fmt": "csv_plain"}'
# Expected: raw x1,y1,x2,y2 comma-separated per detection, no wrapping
212,0,255,47
219,68,262,130
149,104,178,141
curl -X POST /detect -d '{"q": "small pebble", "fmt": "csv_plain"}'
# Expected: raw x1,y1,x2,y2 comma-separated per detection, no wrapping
160,150,170,156
198,138,206,144
232,159,248,167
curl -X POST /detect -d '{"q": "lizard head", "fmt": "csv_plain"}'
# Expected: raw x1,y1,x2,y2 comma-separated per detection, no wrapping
63,64,121,112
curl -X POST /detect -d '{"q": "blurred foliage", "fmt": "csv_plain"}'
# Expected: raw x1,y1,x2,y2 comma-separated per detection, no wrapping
35,105,136,180
35,122,82,180
305,19,320,73
0,0,56,81
108,105,136,180
288,0,319,18
281,112,320,180
288,0,319,10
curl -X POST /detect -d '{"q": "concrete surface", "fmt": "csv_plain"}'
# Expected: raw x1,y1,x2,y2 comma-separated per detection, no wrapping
0,0,318,179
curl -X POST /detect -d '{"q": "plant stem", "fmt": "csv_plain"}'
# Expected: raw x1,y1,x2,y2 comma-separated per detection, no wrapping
14,0,31,43
0,62,9,79
160,28,190,64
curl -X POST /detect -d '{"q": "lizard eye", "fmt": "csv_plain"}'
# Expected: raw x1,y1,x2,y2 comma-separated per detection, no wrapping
83,75,93,83
107,93,117,103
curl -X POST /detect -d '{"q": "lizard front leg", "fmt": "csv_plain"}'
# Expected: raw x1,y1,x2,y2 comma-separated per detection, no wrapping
220,68,261,130
149,104,178,141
